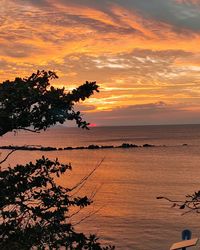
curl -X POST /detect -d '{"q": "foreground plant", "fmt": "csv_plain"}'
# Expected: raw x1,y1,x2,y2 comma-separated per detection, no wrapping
157,192,200,215
0,157,114,249
0,71,114,249
0,70,99,136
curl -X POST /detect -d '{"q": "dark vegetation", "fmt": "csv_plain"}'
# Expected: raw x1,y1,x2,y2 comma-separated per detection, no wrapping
0,71,114,250
0,143,156,152
0,70,98,136
157,193,200,215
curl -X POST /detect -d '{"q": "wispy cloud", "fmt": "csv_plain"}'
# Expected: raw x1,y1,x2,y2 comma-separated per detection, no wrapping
0,0,200,125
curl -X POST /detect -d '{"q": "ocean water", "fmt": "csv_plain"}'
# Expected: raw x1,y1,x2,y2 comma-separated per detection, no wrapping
1,124,200,249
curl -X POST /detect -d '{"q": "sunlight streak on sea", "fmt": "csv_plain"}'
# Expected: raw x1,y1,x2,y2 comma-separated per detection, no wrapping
1,124,200,249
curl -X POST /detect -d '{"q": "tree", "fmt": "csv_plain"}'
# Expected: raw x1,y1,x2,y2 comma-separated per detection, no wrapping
0,71,114,250
157,192,200,215
0,70,99,136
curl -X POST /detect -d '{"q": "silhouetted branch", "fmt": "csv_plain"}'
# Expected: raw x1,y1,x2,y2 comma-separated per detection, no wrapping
0,71,114,250
0,71,99,136
18,127,40,133
0,149,16,165
72,206,103,227
157,192,200,214
70,158,105,194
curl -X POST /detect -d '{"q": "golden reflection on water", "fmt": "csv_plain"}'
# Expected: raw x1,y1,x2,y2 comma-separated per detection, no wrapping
1,144,200,249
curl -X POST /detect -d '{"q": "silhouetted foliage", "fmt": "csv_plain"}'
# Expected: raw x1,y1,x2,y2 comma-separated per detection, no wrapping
0,70,99,136
0,71,114,250
0,157,114,249
157,192,200,215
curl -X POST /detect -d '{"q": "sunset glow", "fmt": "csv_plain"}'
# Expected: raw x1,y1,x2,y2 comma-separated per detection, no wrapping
1,0,200,125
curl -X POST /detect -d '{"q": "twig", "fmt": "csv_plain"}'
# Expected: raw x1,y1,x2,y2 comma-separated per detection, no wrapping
70,158,105,193
72,206,104,226
89,184,103,200
69,207,83,218
0,149,17,165
18,127,40,133
157,196,183,203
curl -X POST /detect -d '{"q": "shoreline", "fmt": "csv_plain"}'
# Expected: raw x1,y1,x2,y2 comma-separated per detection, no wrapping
0,143,188,151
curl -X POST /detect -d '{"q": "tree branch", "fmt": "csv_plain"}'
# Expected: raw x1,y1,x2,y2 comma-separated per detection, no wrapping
18,127,40,133
0,149,17,165
70,158,105,194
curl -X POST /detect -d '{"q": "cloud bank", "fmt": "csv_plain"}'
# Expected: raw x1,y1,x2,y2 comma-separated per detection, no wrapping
0,0,200,125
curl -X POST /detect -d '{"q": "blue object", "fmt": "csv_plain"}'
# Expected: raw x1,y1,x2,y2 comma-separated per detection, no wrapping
182,229,192,240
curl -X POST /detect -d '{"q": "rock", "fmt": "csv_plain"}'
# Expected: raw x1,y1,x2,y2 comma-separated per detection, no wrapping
75,146,85,150
88,144,100,149
101,145,114,149
64,147,73,150
120,143,138,148
143,144,154,147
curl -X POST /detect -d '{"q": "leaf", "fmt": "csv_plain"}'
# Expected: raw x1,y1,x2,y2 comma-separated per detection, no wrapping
180,204,186,209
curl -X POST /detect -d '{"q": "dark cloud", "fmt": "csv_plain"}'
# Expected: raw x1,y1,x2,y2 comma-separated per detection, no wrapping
84,101,200,126
17,0,50,7
0,59,10,69
0,43,39,58
113,0,200,32
15,0,200,32
74,103,97,112
59,14,140,35
12,0,200,35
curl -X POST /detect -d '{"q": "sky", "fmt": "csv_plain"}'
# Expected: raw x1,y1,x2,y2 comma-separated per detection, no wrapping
1,0,200,126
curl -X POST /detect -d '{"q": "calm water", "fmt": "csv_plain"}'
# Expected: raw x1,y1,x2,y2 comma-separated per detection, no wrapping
1,124,200,249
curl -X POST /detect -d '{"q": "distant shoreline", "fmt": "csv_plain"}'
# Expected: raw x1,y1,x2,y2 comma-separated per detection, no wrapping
0,143,188,151
57,123,200,128
40,123,200,132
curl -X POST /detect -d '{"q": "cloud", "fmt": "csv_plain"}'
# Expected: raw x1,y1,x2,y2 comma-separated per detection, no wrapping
13,0,200,33
2,47,198,112
0,43,39,58
50,13,140,36
56,0,200,32
0,0,200,125
175,0,200,5
83,101,200,126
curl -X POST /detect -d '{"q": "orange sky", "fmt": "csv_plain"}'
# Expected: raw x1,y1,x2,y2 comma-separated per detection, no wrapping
1,0,200,125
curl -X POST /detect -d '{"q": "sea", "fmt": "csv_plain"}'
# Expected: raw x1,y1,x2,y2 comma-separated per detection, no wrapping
1,124,200,250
